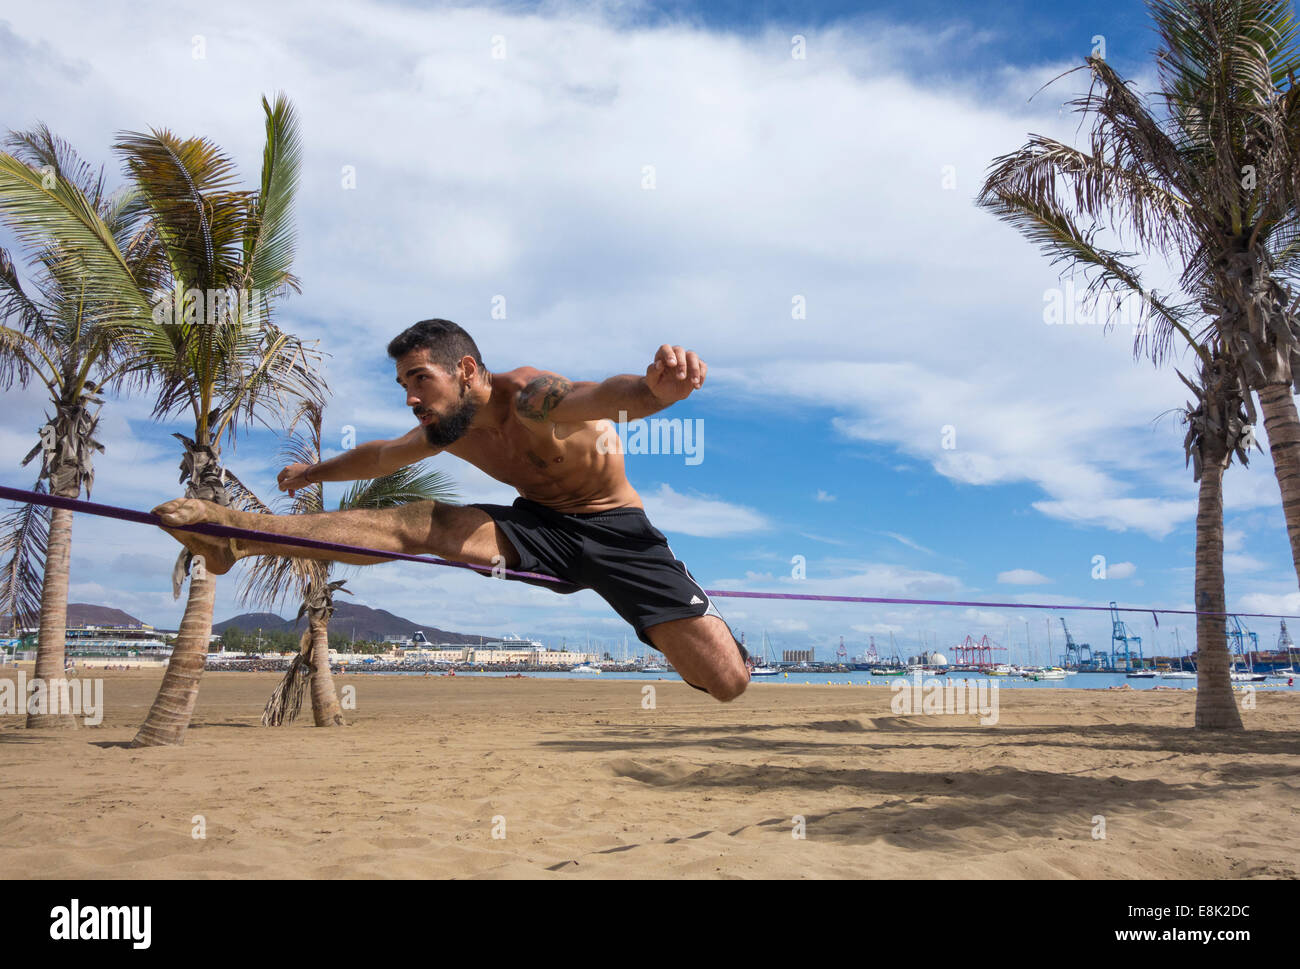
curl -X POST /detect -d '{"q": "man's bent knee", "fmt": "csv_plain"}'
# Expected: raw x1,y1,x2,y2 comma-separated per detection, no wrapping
693,650,750,702
711,669,749,702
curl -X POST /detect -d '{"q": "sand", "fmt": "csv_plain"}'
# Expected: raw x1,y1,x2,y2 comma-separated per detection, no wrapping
1,670,1297,879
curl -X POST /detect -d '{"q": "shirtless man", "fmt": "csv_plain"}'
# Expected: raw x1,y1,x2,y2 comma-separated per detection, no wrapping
153,318,751,701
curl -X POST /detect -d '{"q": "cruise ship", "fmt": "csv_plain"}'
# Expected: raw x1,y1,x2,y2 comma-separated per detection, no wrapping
482,634,547,650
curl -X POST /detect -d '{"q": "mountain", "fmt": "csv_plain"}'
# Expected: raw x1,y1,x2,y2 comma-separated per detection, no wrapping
211,612,285,633
3,600,485,644
2,603,148,629
212,600,488,644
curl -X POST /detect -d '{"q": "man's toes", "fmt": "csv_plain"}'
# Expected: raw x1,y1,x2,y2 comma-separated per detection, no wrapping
153,498,194,525
153,498,211,527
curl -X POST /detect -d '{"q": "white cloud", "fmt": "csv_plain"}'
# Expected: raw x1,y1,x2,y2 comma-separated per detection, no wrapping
1238,592,1300,615
815,489,836,502
1032,498,1195,540
1105,561,1137,579
641,483,769,537
883,531,934,555
711,561,963,599
1224,553,1267,574
997,569,1051,585
799,532,852,546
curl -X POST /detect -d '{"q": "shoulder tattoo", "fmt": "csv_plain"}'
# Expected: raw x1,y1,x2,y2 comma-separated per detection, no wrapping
517,374,573,421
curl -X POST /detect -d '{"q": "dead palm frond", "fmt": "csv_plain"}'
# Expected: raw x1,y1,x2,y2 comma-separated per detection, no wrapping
261,628,312,726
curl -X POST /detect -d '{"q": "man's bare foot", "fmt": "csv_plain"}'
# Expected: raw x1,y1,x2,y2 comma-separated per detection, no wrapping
153,498,242,575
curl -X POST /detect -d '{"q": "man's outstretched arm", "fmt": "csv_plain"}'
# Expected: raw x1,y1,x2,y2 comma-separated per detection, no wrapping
516,344,707,424
277,426,439,494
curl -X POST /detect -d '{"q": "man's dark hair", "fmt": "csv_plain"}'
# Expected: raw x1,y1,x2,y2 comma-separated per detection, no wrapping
387,319,485,375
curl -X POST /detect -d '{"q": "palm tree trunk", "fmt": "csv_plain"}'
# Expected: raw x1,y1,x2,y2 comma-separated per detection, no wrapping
131,571,216,746
1256,382,1300,589
308,616,345,727
26,503,77,729
1193,462,1243,730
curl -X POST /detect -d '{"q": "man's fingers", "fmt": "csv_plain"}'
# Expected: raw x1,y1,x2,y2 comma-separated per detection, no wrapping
685,351,702,385
651,345,706,391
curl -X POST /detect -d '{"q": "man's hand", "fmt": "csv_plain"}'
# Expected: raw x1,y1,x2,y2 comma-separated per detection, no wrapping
277,462,314,496
645,344,706,405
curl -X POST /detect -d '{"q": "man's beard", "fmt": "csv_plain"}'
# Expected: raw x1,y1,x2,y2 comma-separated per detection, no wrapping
421,386,480,448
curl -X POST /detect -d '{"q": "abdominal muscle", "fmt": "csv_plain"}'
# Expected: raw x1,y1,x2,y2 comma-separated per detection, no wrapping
448,416,643,514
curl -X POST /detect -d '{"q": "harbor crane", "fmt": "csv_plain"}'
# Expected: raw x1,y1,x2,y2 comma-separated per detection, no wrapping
1059,617,1106,670
1227,615,1259,670
1109,601,1144,671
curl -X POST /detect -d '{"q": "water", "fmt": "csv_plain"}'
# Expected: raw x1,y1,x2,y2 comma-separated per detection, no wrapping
364,669,1299,690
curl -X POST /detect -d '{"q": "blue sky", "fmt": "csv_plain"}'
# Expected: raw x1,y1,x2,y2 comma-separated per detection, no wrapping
2,0,1298,661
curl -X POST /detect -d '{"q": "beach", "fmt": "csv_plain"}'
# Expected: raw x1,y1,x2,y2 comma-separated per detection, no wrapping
1,670,1297,879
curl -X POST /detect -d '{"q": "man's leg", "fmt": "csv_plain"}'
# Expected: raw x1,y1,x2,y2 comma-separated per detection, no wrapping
644,613,751,702
152,498,519,574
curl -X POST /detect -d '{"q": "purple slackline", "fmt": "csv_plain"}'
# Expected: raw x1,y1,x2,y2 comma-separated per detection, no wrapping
3,483,1299,621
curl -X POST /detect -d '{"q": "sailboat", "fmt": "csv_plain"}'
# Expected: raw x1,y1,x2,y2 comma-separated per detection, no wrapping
870,632,907,675
748,631,780,676
1161,632,1194,680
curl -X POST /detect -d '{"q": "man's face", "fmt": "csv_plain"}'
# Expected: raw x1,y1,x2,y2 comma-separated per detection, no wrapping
395,348,480,447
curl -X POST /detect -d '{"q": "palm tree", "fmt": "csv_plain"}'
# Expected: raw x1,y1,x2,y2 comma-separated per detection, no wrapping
977,0,1300,580
122,94,326,747
239,403,458,727
1179,349,1256,728
973,0,1300,728
0,126,161,727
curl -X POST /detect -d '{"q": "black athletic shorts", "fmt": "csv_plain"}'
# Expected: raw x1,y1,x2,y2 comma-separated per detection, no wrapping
466,497,749,678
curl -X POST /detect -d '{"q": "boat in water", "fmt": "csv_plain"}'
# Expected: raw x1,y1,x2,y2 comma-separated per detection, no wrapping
1023,666,1066,681
747,631,781,676
569,664,601,674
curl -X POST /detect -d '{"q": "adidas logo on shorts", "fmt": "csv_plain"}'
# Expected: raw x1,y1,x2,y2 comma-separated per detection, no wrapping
689,595,703,605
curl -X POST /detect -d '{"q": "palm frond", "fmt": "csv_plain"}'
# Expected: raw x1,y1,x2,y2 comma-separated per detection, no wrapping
1066,54,1193,212
975,180,1204,365
0,319,52,395
113,129,248,292
979,134,1194,265
339,464,461,511
243,93,303,301
4,123,108,211
0,478,50,632
0,152,157,328
261,635,311,726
